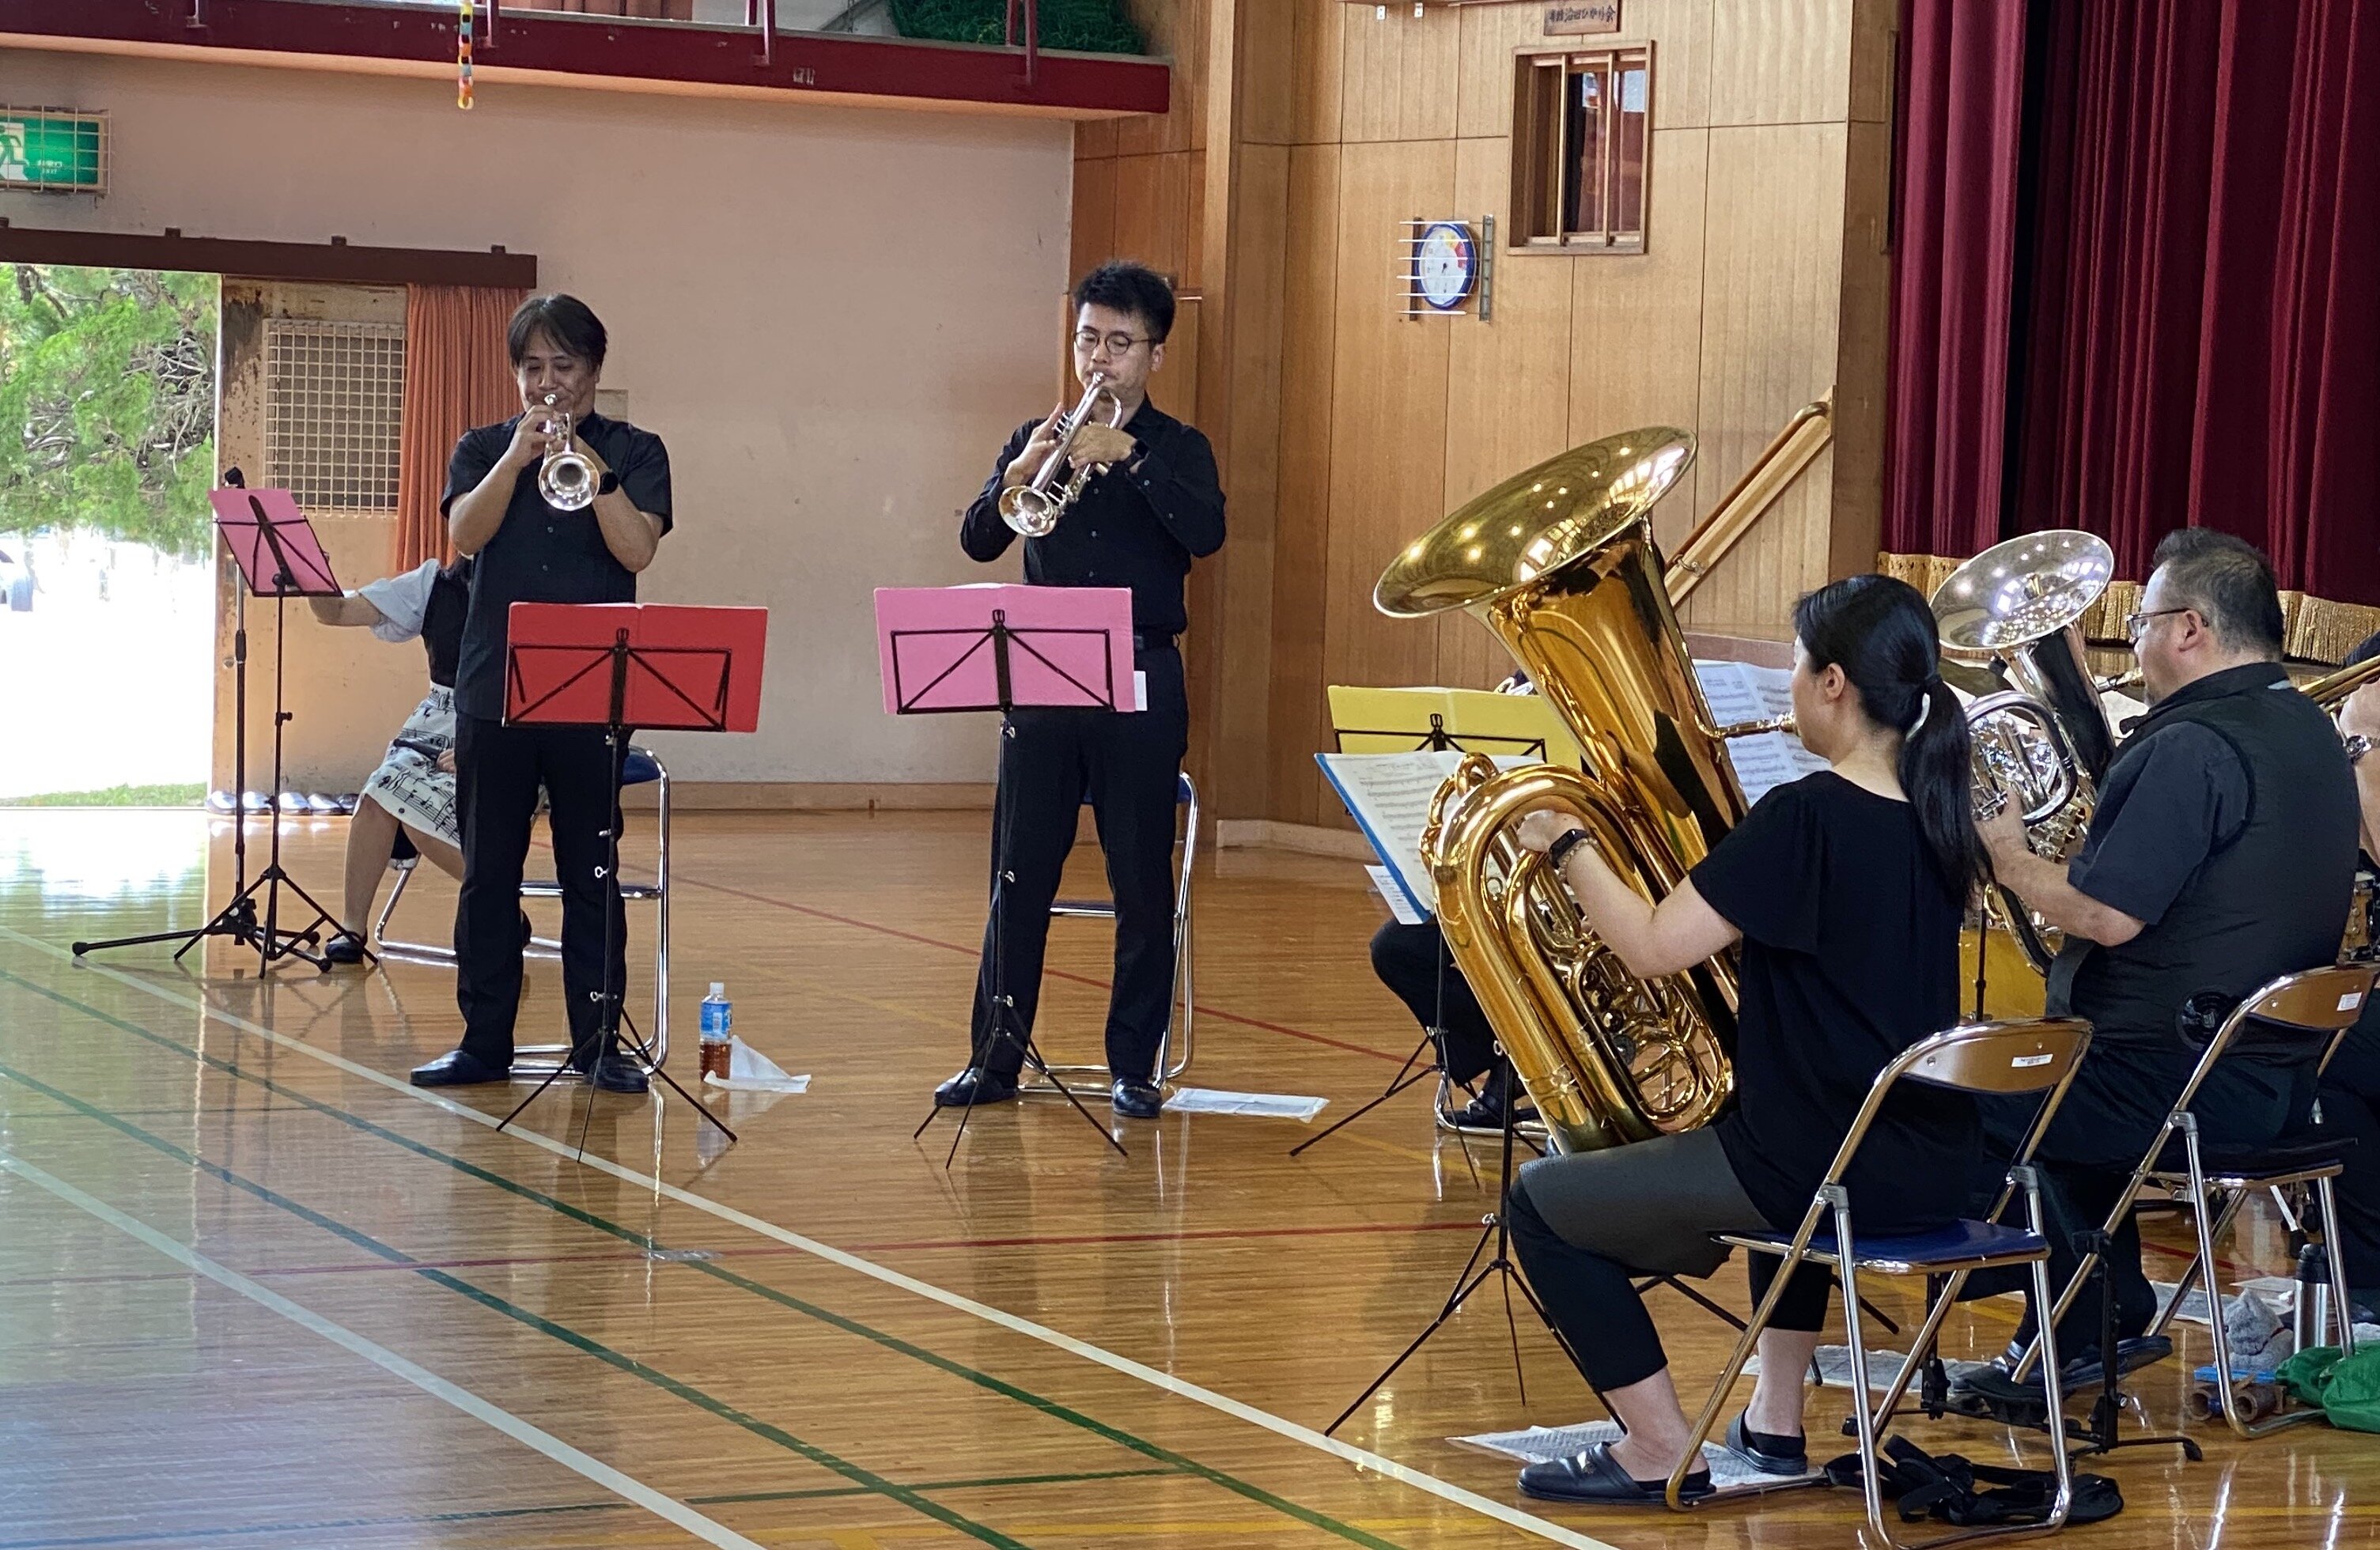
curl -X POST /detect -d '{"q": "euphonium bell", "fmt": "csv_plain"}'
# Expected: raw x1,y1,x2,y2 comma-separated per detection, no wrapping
1375,429,1739,1155
1000,374,1126,539
536,393,596,512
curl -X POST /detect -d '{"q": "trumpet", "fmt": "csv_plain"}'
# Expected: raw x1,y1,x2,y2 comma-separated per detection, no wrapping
536,393,596,511
1000,375,1127,538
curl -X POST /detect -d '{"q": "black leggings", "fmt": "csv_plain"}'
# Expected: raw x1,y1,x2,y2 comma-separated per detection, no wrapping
1508,1176,1833,1393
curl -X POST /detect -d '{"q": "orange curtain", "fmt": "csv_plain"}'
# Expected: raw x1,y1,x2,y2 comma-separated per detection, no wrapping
392,284,529,572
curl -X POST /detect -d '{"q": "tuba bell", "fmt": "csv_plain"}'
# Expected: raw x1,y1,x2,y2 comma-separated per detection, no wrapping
1931,531,2117,972
1375,429,1739,1154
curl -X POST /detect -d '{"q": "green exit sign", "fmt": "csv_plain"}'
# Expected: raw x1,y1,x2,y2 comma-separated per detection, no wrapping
0,112,108,193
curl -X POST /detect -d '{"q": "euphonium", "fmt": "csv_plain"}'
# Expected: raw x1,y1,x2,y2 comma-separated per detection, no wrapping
536,393,596,511
1375,429,1739,1154
1931,532,2117,972
1000,374,1127,539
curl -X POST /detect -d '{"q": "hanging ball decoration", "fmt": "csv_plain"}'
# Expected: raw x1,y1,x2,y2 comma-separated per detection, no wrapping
457,0,476,110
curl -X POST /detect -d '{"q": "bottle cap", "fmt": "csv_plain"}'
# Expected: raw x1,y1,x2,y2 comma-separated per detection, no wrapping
709,982,725,996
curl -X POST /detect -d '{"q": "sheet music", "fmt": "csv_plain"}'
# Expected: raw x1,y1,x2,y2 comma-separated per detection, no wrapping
1367,865,1426,925
1692,659,1828,805
1317,751,1531,916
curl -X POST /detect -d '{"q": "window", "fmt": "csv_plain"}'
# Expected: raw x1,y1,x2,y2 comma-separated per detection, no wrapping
1512,45,1652,251
263,319,405,514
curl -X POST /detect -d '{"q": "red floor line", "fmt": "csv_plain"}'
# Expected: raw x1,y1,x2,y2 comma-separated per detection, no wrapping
672,871,1411,1065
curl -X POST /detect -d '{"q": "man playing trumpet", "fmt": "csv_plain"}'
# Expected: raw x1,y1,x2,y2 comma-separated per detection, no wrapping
933,261,1225,1120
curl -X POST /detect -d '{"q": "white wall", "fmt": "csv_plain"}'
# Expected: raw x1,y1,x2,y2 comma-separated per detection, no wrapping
0,48,1075,787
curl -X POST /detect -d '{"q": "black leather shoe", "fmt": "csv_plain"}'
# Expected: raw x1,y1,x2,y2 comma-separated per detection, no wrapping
1111,1077,1163,1119
933,1067,1020,1107
1517,1442,1711,1504
322,930,367,966
1725,1412,1809,1476
586,1053,649,1094
411,1049,509,1087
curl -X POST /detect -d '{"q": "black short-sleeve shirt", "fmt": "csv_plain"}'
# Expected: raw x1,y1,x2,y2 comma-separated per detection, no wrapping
440,411,672,720
1690,772,1975,1233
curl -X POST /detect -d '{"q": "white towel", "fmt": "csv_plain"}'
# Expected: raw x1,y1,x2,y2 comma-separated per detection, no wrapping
702,1036,810,1094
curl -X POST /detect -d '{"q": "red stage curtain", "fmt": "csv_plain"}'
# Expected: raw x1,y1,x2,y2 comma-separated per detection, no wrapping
1880,0,2029,558
1887,0,2380,606
392,284,527,573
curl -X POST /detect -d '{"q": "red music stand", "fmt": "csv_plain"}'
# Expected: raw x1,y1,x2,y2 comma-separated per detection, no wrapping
874,583,1137,1163
74,476,346,972
496,602,767,1146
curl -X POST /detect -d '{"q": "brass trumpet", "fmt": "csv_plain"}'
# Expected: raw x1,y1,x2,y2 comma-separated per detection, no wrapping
536,393,596,512
1000,375,1127,539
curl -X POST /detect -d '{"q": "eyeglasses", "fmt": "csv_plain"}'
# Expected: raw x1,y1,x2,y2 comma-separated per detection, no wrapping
1073,329,1151,357
2125,607,2189,641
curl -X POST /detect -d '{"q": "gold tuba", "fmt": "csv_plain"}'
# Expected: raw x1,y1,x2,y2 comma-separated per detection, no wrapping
1932,532,2117,972
1375,429,1739,1154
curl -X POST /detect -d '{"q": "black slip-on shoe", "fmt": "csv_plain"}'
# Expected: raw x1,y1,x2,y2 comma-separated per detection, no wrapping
933,1067,1020,1107
587,1053,649,1094
1517,1442,1711,1505
1111,1077,1163,1119
322,930,367,966
411,1049,510,1087
1725,1413,1809,1476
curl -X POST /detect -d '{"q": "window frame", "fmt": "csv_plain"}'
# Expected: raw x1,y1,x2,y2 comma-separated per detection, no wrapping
1510,42,1655,255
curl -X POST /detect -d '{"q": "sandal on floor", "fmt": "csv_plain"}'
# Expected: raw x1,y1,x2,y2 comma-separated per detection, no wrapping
323,930,367,966
1726,1412,1810,1476
1517,1442,1711,1504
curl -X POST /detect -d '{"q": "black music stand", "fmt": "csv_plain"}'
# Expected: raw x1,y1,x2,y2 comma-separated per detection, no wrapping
74,476,344,972
879,587,1134,1166
493,602,766,1151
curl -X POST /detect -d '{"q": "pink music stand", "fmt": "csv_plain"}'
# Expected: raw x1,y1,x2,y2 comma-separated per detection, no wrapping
874,584,1136,716
874,581,1139,1162
212,486,340,598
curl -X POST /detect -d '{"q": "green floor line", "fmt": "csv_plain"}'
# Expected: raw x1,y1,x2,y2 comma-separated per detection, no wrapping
687,1465,1182,1507
0,1059,1031,1550
0,966,1413,1550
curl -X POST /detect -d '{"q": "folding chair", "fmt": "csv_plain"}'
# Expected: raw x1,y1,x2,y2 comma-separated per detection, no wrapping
2128,962,2378,1436
1671,1017,2094,1550
1025,769,1199,1089
373,745,674,1072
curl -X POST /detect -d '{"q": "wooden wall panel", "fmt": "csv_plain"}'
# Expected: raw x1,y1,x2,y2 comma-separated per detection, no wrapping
1118,0,1209,155
1568,126,1712,544
1683,122,1848,633
1830,115,1893,577
1288,0,1346,146
1069,153,1119,284
1321,140,1458,724
1269,144,1343,827
1338,6,1462,143
1110,151,1196,285
1708,0,1854,127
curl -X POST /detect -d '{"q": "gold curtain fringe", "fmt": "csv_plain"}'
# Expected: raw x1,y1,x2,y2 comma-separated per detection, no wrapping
1877,552,2380,667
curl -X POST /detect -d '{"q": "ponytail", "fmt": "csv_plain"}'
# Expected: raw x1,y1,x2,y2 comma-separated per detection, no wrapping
1792,576,1986,895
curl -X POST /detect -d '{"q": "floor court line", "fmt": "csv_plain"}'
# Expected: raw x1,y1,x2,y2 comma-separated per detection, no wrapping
0,970,1435,1550
0,1147,767,1550
4,926,1621,1550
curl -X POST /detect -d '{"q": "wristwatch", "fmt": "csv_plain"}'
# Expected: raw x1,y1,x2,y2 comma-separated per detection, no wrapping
2347,733,2372,766
1545,826,1592,873
596,470,621,497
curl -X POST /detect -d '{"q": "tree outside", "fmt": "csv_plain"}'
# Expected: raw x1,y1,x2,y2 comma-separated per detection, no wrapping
0,265,218,805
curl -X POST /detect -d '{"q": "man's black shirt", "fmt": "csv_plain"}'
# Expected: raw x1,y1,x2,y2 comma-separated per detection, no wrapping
441,410,673,720
958,398,1224,639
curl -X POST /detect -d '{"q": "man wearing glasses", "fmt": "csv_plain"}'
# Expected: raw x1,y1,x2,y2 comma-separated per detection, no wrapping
935,261,1225,1120
1959,529,2357,1395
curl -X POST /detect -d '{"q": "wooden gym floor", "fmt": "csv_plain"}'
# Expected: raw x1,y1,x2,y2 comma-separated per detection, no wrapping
0,807,2367,1548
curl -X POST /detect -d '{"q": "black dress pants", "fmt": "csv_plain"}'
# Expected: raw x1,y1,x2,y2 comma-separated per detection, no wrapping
1368,920,1497,1083
454,713,628,1068
2318,1009,2380,1300
1969,1042,2312,1346
969,646,1187,1083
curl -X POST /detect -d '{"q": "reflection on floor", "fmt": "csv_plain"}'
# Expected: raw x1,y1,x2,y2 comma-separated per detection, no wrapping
0,808,2362,1548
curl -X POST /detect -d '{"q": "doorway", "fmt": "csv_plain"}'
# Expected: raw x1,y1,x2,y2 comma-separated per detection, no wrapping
0,264,218,807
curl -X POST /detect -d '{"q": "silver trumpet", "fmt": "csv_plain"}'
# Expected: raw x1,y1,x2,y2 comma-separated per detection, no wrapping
1000,374,1126,538
536,393,596,511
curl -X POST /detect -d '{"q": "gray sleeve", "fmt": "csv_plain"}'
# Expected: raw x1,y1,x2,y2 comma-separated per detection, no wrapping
2065,724,2246,927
